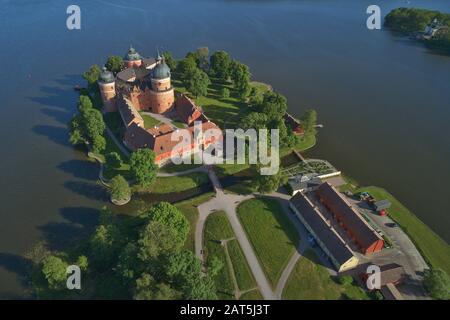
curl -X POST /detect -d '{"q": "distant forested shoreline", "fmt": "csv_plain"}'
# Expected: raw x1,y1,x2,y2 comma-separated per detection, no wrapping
385,7,450,54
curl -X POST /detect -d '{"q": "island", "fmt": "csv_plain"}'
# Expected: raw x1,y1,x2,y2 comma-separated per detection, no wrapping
385,7,450,55
27,46,450,301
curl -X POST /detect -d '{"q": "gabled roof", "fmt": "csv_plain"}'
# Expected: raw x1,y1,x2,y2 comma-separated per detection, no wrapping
175,94,204,125
316,183,383,249
290,192,355,266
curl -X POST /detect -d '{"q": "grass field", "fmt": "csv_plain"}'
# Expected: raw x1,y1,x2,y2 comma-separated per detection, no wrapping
204,211,236,299
356,186,450,276
239,290,263,300
143,172,210,194
237,197,299,288
282,250,370,300
227,239,257,291
174,192,215,252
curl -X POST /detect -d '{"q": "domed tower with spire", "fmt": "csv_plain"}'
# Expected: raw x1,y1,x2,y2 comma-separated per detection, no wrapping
123,46,142,68
98,67,117,112
149,51,174,113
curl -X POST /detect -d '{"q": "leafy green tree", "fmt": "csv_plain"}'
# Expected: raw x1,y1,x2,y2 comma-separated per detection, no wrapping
83,108,106,139
253,168,286,194
300,109,317,135
210,51,232,80
138,220,183,261
143,202,189,250
130,148,158,188
116,243,139,283
92,134,106,153
134,273,155,300
258,91,287,122
239,112,268,131
176,55,197,80
230,60,251,97
78,95,93,112
90,224,120,268
83,65,101,88
423,268,450,300
109,175,131,202
69,115,86,146
76,255,89,271
220,87,230,99
163,51,177,70
196,47,210,71
106,152,123,169
134,273,180,300
184,67,211,97
41,255,68,290
105,55,124,74
207,256,223,278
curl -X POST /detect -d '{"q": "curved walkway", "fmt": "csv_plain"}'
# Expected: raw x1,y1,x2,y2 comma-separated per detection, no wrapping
196,168,275,300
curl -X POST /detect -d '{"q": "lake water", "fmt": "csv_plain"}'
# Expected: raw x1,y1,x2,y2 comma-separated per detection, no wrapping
0,0,449,298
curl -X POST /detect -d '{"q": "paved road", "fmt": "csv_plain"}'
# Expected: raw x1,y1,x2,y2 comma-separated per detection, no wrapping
196,168,276,300
347,197,429,299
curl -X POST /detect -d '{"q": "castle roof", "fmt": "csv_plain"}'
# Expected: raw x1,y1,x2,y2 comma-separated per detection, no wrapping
99,67,115,84
124,46,142,61
152,58,171,79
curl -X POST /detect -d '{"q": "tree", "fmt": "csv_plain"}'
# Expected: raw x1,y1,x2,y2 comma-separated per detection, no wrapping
41,255,68,290
230,60,251,97
83,65,101,89
253,168,286,194
109,175,131,202
210,51,232,80
137,220,175,261
196,47,210,71
423,268,450,300
134,273,155,300
176,55,197,80
184,67,211,98
207,256,223,278
106,152,123,169
130,148,158,188
163,51,177,70
76,255,89,271
143,202,189,250
166,251,217,299
92,134,106,153
90,224,120,268
78,95,93,112
83,108,106,139
300,109,317,135
239,112,268,131
116,242,139,283
220,87,230,99
258,91,287,122
105,55,124,74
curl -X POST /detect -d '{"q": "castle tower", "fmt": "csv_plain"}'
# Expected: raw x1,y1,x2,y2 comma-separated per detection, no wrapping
98,67,117,112
123,46,142,68
150,57,174,114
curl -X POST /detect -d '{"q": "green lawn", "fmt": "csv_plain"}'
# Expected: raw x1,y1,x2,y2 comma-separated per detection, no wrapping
356,186,450,276
139,112,161,129
282,250,370,300
204,211,236,299
237,198,299,287
175,192,215,252
239,289,263,300
227,239,257,291
137,172,210,194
